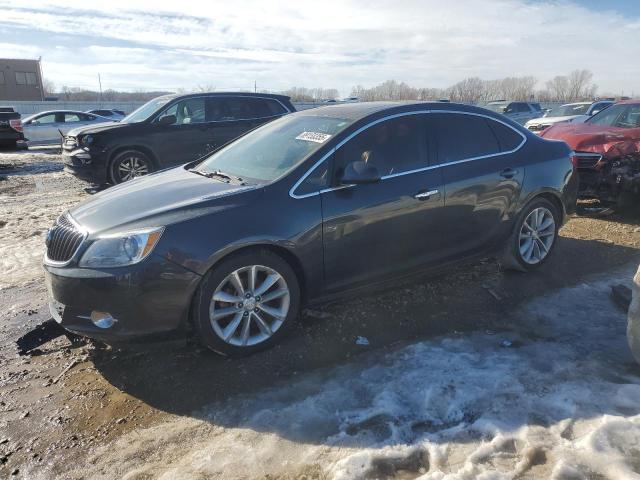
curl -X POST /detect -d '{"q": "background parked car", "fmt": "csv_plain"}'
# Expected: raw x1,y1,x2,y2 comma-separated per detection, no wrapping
541,100,640,207
44,102,577,356
23,110,114,146
0,106,25,149
86,109,126,121
502,102,544,125
525,100,614,133
62,92,295,185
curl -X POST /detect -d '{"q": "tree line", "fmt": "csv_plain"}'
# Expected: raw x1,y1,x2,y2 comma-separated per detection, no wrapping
43,69,608,104
348,70,600,103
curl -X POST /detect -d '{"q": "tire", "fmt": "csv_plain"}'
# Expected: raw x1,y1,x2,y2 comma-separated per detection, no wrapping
109,149,154,184
193,249,301,357
500,197,560,272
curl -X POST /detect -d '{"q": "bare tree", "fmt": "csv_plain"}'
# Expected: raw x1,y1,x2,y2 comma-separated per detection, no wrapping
42,78,56,97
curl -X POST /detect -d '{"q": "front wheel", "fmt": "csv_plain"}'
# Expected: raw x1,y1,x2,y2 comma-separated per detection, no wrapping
500,198,560,272
110,150,153,184
193,250,301,356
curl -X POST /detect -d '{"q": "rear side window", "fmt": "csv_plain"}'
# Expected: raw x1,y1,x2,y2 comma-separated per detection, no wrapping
433,113,500,164
486,119,523,152
265,99,287,115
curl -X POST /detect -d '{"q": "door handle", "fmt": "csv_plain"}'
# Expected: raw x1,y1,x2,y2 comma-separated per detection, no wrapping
500,168,519,179
414,189,439,201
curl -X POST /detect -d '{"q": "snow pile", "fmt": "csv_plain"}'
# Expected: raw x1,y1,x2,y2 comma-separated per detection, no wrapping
56,269,640,480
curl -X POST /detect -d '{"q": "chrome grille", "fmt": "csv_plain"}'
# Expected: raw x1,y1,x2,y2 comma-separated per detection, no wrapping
46,214,86,264
63,136,78,149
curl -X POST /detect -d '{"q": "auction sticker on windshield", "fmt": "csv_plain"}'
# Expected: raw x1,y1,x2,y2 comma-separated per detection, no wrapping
295,132,332,143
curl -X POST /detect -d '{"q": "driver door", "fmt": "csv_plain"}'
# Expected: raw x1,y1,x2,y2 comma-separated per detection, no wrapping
320,114,446,293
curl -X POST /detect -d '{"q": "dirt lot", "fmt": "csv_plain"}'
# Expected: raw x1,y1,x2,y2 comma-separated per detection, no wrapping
1,149,640,479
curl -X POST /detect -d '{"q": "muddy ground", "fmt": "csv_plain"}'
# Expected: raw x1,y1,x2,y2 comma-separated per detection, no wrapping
1,148,640,478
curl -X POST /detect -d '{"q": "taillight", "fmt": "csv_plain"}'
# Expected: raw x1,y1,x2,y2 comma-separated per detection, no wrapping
9,119,23,133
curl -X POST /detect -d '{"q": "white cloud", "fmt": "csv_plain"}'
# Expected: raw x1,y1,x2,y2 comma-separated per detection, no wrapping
0,0,638,96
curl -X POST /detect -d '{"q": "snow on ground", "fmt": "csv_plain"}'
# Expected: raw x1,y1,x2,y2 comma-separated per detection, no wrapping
51,267,640,480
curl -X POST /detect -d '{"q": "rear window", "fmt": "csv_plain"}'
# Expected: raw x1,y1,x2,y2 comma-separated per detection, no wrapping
487,119,524,152
433,113,500,164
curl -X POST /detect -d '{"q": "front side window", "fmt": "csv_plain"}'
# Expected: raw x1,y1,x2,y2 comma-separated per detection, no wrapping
157,98,206,125
588,104,640,128
196,114,351,182
333,115,424,182
433,113,501,164
33,113,57,124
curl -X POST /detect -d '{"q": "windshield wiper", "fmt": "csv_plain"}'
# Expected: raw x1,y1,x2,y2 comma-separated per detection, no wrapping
188,168,245,184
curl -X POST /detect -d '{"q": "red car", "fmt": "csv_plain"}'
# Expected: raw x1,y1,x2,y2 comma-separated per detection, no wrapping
541,100,640,206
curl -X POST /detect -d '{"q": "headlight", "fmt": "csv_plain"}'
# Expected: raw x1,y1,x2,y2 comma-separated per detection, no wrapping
80,135,94,146
79,227,164,268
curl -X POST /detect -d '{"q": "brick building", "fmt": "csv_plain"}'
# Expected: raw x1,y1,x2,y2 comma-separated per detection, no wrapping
0,58,45,101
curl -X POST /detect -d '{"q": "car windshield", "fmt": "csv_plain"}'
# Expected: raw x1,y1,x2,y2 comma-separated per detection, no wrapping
546,104,590,117
122,97,173,123
587,104,640,128
195,114,352,182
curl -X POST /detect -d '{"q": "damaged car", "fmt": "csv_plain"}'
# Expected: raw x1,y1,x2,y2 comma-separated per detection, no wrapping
541,100,640,207
44,102,577,356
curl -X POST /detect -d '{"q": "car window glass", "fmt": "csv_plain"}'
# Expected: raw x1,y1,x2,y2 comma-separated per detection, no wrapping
531,103,541,111
64,113,82,122
265,99,287,115
588,104,640,128
615,105,640,128
206,98,231,121
486,119,523,152
157,98,206,125
33,114,57,124
295,161,330,195
224,98,261,121
433,113,501,163
333,115,424,181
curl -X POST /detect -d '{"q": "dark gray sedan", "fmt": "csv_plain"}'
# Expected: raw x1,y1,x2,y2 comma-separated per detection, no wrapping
43,102,578,356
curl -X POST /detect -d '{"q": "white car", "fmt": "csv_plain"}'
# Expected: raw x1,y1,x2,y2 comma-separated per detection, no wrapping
525,101,614,134
22,110,114,146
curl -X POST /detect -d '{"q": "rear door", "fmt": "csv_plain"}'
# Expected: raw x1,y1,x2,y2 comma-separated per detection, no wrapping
208,97,289,150
321,113,447,293
431,111,526,260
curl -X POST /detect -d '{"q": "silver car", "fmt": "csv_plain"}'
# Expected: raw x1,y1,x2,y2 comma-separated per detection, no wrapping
22,110,114,146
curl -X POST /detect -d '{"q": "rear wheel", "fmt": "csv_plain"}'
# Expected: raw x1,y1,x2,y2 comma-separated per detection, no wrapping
193,250,301,356
500,198,559,272
110,150,153,184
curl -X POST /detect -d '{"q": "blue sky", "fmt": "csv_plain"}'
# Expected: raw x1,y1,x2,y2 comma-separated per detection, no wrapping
0,0,638,96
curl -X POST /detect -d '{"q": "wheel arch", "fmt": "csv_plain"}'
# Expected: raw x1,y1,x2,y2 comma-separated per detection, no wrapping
518,188,566,225
108,145,160,172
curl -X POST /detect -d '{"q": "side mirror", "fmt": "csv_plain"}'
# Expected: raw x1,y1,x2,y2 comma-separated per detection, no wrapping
158,114,176,125
341,161,381,185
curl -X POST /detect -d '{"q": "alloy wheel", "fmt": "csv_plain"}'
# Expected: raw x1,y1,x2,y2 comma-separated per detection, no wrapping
518,207,555,264
117,156,150,182
209,265,291,347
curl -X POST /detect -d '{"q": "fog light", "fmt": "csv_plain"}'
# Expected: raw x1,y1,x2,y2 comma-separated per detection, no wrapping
90,311,116,329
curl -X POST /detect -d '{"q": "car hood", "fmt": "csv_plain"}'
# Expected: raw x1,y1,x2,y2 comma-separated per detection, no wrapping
541,122,640,155
69,166,260,235
527,115,580,126
66,121,129,137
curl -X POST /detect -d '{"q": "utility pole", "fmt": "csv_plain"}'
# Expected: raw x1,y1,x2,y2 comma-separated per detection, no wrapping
98,73,103,104
254,80,257,93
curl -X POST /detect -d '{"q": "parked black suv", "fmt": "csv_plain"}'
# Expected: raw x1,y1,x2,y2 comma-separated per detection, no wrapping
62,92,295,184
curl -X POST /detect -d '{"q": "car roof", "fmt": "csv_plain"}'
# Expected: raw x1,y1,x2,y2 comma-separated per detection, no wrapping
295,101,513,123
616,99,640,105
157,91,292,102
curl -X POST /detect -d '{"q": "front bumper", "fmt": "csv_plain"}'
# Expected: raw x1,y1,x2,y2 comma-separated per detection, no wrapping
62,147,108,184
44,254,202,342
